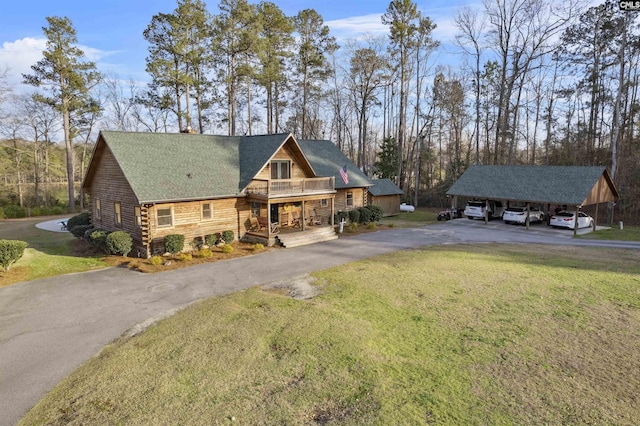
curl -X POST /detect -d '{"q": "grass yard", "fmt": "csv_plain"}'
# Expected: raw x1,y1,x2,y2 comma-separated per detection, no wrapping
0,216,108,287
21,244,640,425
579,225,640,241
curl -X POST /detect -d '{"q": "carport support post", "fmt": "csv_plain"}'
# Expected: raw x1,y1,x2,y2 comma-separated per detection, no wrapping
525,202,530,229
573,206,579,237
484,199,489,224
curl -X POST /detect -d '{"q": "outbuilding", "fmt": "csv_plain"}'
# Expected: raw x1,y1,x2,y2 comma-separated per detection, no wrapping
446,165,619,234
368,178,404,216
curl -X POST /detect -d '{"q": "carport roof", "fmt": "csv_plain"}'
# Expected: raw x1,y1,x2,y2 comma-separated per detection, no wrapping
446,165,619,206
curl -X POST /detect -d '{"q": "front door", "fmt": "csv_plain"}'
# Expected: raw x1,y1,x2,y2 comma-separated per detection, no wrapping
270,204,279,223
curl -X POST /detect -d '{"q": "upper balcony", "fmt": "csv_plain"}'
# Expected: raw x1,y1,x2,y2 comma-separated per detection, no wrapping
246,177,335,199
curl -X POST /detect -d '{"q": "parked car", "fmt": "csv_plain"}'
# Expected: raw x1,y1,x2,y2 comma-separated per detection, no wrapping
464,200,504,220
502,207,545,225
437,207,462,221
549,211,594,229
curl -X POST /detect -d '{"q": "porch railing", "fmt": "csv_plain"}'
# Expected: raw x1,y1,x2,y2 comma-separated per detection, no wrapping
246,177,334,198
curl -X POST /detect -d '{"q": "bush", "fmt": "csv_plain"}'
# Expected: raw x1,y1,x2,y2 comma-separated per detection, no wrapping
334,211,349,224
222,230,234,244
0,239,28,271
346,223,359,233
88,229,110,253
165,234,185,255
67,212,90,230
198,248,214,258
221,244,233,254
368,205,384,222
177,253,192,261
348,209,360,224
367,222,377,230
204,234,217,247
150,255,163,266
70,224,94,239
253,243,265,251
357,207,372,224
106,231,133,256
2,205,27,219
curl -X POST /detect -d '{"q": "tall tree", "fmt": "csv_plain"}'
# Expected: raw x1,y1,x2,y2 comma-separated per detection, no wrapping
23,16,101,212
382,0,421,189
292,9,338,139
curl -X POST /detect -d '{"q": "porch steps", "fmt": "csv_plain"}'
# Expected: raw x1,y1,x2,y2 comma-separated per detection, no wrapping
276,226,338,248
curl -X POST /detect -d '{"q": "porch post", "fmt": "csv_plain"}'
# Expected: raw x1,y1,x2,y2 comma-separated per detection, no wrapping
331,197,335,226
301,200,306,231
267,201,271,237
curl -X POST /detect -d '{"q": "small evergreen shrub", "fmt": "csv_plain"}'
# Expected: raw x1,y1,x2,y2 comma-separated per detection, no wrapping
70,224,93,239
348,209,360,224
346,223,359,233
2,205,27,219
222,230,234,244
106,231,133,256
367,222,377,230
221,244,233,254
204,234,217,247
89,229,110,253
334,211,348,224
357,207,372,224
367,205,384,222
164,234,185,255
177,253,192,261
253,243,264,251
198,248,214,258
150,255,163,266
0,239,28,271
67,212,90,230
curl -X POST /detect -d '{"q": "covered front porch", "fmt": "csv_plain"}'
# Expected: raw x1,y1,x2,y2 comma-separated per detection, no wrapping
244,177,336,246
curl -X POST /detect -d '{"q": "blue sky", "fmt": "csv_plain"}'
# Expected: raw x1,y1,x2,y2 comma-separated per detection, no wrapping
0,0,474,89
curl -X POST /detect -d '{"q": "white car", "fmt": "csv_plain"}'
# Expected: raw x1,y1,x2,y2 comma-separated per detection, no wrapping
464,200,504,220
502,207,545,225
549,211,594,229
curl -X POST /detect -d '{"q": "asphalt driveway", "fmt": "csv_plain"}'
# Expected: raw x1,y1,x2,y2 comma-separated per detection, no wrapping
1,221,639,425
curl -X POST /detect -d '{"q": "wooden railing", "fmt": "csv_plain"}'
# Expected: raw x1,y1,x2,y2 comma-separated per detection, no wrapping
246,177,334,198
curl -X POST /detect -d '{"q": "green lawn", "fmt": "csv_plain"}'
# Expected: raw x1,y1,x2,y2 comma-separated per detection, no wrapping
21,244,640,425
0,216,107,287
579,225,640,241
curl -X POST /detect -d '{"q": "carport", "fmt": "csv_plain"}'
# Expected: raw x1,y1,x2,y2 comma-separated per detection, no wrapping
446,165,620,236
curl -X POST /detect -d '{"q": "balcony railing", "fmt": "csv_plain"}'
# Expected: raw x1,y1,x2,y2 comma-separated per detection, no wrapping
246,177,335,198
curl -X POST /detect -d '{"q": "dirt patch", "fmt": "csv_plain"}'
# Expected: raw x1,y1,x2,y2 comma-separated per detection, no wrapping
262,274,322,300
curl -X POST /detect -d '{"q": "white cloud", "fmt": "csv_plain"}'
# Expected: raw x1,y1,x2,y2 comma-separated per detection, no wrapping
326,13,388,41
0,37,46,87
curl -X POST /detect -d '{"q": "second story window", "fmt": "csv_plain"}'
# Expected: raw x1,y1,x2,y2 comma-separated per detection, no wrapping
270,160,290,180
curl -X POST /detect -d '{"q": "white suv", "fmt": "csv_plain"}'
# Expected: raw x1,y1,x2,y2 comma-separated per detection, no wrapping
464,200,504,220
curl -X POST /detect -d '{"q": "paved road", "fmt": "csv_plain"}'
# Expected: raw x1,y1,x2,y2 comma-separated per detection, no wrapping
1,220,639,425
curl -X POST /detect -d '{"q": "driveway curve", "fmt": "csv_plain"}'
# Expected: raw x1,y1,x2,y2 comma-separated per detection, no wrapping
1,221,639,425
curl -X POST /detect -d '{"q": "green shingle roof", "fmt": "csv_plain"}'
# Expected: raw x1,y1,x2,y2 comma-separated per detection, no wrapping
85,131,371,204
297,139,372,189
446,165,617,206
368,178,403,196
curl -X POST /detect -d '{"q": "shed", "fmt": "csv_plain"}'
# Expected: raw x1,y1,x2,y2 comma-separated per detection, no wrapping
368,178,404,216
446,165,619,229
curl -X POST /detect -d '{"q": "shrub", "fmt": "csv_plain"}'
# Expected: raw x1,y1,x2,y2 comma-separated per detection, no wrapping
221,244,233,254
89,229,110,253
2,205,27,218
70,224,93,239
346,223,359,233
222,230,234,244
150,255,163,266
368,205,384,222
367,222,377,230
334,211,349,224
348,209,360,224
253,243,265,251
0,239,28,271
106,231,133,256
357,207,372,224
204,234,217,247
177,253,192,261
67,212,90,230
388,223,396,228
191,237,203,250
164,234,185,255
198,248,214,258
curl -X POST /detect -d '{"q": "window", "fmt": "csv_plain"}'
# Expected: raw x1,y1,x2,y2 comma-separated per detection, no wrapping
95,198,101,220
157,207,173,227
321,199,328,207
114,202,122,226
270,160,290,180
134,206,141,226
202,203,212,220
346,192,353,208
